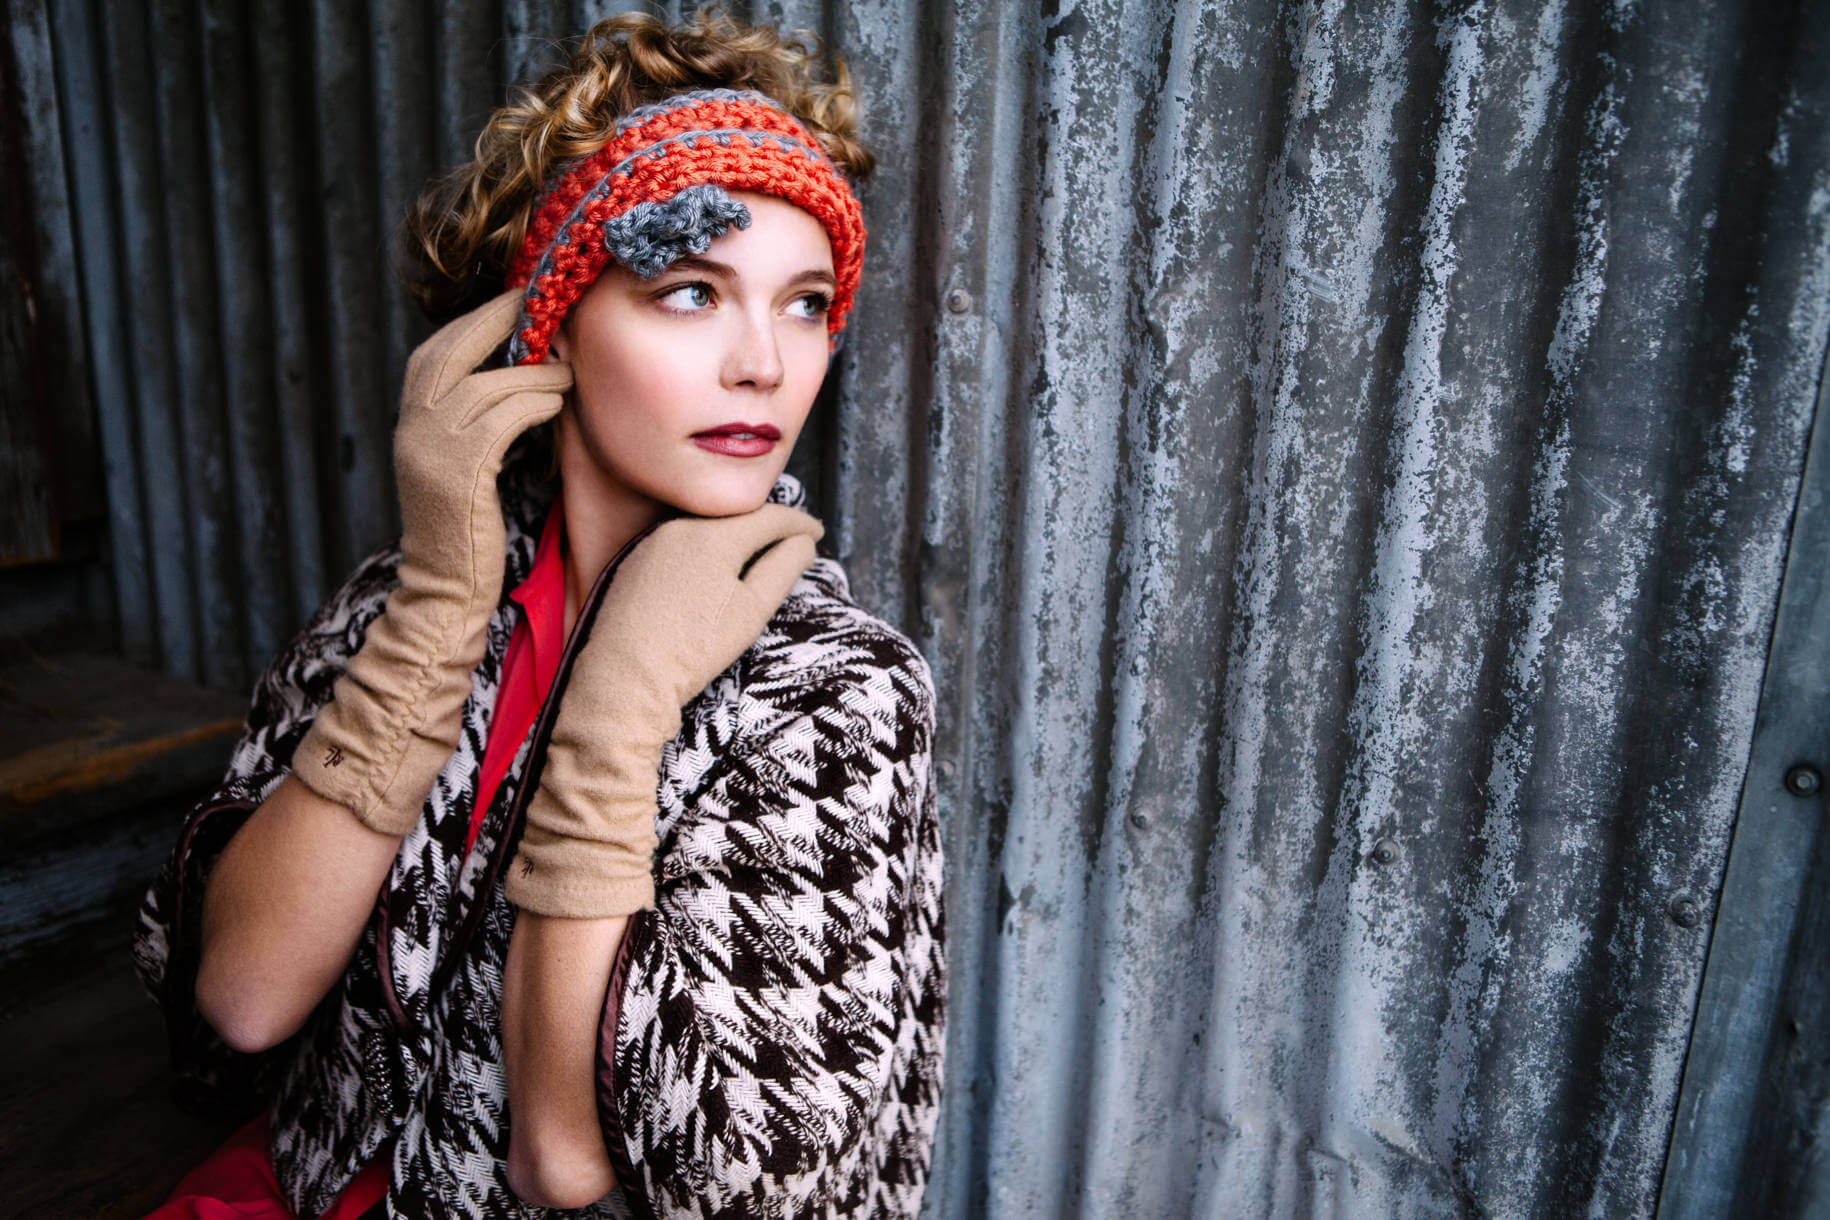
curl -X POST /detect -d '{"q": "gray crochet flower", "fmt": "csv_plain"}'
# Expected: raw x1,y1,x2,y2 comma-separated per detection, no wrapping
603,183,753,279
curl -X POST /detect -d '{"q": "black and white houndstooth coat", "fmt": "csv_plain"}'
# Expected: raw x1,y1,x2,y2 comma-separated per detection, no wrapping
133,452,946,1219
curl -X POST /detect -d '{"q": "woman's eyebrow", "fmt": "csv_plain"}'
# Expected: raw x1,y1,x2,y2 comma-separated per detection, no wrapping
668,255,737,278
663,256,836,289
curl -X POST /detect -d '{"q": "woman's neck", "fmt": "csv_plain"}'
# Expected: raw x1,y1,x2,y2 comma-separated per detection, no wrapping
553,425,666,639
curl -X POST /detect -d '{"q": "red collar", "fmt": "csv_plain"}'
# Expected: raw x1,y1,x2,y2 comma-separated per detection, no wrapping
509,496,568,684
465,497,568,858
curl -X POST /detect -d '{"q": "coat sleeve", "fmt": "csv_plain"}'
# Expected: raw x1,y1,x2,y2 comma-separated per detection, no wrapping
131,544,404,1110
595,609,939,1218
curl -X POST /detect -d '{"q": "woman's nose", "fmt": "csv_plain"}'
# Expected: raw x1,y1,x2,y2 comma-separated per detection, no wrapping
722,311,785,391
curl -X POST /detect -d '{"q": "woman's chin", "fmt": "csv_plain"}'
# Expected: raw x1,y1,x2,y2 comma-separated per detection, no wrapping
669,483,779,519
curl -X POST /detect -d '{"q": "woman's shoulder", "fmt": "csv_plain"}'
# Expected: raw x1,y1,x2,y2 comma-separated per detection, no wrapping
715,516,937,778
751,473,933,708
748,554,935,731
669,553,933,846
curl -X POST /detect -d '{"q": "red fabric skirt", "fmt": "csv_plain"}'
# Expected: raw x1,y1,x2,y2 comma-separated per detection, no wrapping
145,1114,387,1220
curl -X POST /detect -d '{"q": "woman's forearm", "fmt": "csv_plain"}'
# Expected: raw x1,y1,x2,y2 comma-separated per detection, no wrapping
502,909,629,1208
195,772,403,1053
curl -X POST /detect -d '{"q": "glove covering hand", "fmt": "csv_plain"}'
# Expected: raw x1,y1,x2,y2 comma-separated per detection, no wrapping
506,504,824,918
295,290,573,835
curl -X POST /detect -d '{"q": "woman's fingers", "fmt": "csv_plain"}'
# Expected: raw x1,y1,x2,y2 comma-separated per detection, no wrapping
711,529,817,637
402,289,527,406
443,362,575,430
477,388,571,470
643,505,821,576
394,376,566,498
736,533,817,605
721,504,824,563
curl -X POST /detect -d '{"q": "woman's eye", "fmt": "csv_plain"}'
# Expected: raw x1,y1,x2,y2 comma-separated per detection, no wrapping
658,282,713,310
789,292,832,320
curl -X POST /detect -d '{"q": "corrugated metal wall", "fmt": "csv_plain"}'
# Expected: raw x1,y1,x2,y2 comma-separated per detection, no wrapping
12,0,1830,1215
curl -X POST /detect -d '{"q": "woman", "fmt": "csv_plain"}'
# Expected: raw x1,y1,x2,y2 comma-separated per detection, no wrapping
133,11,944,1218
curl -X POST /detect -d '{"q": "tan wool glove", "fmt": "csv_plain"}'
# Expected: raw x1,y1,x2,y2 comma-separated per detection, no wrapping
505,504,825,918
294,291,572,835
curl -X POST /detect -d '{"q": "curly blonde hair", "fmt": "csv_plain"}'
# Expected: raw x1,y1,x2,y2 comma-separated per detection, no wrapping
401,7,874,321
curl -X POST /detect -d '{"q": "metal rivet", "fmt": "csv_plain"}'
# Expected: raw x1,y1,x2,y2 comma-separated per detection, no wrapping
945,288,973,315
937,759,957,783
1370,838,1399,866
1130,812,1148,829
1785,764,1822,798
1668,895,1702,929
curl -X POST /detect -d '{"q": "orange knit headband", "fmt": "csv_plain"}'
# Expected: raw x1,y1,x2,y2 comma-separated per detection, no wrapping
506,88,866,365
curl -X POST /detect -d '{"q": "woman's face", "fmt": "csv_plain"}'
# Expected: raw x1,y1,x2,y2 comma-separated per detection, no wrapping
548,190,835,522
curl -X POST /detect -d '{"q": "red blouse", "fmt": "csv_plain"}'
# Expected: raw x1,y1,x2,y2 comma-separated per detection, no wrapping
468,496,568,855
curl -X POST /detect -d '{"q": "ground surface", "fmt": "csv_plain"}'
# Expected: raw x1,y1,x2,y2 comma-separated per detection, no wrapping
0,645,246,1215
0,906,241,1217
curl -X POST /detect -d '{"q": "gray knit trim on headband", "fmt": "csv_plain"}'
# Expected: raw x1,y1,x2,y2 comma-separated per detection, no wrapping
612,87,788,133
524,89,829,212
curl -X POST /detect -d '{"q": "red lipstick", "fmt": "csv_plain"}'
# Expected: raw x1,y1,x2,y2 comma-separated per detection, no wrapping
691,421,781,458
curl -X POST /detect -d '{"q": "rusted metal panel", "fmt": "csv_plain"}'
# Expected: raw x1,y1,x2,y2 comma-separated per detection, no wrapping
246,3,328,630
96,0,202,678
1,8,60,567
15,1,1830,1216
2,0,102,569
830,0,1830,1215
45,0,151,662
0,145,58,565
1660,311,1830,1216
